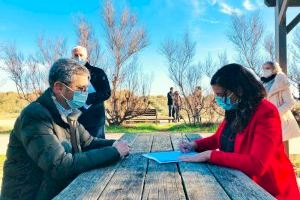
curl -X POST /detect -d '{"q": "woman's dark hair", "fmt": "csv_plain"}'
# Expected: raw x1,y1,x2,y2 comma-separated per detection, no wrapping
211,63,266,132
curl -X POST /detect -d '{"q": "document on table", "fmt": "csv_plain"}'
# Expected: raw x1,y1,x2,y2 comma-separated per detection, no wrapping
142,151,198,164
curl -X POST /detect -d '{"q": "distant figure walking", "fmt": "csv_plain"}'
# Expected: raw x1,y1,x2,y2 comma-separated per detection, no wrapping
167,87,174,122
173,91,182,122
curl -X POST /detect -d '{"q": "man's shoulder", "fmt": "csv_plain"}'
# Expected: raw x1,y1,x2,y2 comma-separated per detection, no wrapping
86,62,105,73
21,101,52,121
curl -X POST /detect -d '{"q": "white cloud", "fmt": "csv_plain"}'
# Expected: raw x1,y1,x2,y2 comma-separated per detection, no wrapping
189,0,206,16
191,0,201,16
207,0,217,5
219,2,243,16
199,18,220,24
243,0,257,11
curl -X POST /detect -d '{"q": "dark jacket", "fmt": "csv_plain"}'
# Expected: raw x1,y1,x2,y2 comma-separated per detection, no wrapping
1,88,120,200
78,62,111,128
167,91,173,105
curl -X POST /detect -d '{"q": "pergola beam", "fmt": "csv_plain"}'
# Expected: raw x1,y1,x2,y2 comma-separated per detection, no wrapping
275,0,287,73
278,0,287,24
287,13,300,34
265,0,300,7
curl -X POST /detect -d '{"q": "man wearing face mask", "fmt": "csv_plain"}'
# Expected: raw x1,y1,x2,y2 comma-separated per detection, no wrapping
72,45,110,139
261,61,300,155
1,58,130,200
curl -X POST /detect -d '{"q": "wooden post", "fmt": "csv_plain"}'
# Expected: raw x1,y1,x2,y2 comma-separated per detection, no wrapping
275,0,287,74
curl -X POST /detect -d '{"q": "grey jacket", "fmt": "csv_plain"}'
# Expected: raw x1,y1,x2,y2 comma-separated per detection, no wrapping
1,88,120,200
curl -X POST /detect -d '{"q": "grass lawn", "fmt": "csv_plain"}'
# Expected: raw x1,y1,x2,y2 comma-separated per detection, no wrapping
106,122,218,133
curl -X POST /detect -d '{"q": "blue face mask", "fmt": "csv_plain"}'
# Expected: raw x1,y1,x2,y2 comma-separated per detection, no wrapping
215,93,239,110
61,84,88,109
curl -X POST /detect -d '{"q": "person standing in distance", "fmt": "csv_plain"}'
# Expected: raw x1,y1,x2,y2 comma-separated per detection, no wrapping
72,45,111,138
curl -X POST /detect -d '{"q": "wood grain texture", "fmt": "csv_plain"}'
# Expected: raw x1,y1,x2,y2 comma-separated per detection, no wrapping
97,134,153,200
141,134,186,200
53,134,137,200
171,133,230,200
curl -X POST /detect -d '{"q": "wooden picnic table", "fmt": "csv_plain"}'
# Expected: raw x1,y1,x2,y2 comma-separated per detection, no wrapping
54,133,275,200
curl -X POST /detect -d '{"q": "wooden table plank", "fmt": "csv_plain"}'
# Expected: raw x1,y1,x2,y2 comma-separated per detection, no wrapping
185,133,275,200
207,165,275,200
54,134,137,200
97,134,153,200
171,133,231,200
142,134,186,200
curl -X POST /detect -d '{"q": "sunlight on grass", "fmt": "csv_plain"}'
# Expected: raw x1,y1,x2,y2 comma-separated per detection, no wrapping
106,123,217,133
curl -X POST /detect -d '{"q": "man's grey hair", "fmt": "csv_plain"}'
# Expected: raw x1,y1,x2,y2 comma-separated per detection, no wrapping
48,58,90,88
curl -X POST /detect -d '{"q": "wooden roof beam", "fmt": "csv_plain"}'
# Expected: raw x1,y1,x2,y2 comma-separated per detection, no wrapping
287,13,300,34
278,0,288,24
265,0,300,7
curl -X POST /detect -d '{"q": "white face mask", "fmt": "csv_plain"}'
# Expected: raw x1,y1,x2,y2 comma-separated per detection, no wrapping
74,57,86,66
263,69,273,78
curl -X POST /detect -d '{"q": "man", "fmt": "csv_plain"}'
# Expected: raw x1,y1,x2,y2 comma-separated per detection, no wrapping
1,58,129,200
167,87,174,122
72,45,110,138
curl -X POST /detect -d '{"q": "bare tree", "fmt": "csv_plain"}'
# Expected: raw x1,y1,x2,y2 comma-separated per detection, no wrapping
0,44,28,100
0,44,44,101
160,33,205,124
289,28,300,99
0,34,68,102
105,58,151,125
264,33,275,61
199,53,217,79
37,35,68,68
102,0,149,125
74,16,104,69
218,51,229,66
227,12,264,76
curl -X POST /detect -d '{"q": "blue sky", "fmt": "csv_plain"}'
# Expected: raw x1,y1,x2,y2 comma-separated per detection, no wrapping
0,0,299,95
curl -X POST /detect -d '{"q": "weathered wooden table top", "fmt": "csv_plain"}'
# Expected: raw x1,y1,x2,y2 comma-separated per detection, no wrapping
54,133,275,200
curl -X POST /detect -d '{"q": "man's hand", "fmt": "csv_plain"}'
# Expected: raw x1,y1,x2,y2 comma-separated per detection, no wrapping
179,150,212,162
113,140,130,158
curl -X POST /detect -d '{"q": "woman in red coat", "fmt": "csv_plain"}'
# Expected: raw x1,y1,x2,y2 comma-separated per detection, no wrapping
179,63,299,199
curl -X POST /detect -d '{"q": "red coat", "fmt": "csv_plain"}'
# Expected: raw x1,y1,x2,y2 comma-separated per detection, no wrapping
195,99,300,200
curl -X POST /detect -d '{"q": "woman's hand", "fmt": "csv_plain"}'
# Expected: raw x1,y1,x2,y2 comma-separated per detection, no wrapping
180,150,212,162
179,140,197,153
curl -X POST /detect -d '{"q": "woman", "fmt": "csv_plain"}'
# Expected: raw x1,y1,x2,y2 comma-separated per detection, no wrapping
173,91,182,122
179,63,299,199
261,61,300,155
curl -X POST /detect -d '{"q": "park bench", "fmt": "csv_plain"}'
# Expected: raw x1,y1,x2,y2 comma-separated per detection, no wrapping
124,108,174,124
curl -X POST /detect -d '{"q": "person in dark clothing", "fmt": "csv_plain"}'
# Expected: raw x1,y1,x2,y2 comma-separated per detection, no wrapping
1,58,130,200
72,46,110,139
167,87,174,121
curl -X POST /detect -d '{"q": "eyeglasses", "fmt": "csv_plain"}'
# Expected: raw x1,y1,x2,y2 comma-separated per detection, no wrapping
61,82,87,94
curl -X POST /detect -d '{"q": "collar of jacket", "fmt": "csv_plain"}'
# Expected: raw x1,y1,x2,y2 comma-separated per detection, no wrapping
84,62,93,70
36,88,81,128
